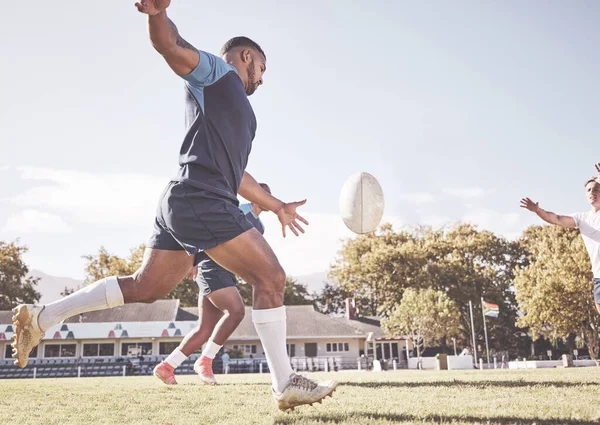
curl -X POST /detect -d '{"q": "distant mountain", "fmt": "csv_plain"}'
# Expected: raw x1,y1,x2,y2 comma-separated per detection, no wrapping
28,270,82,304
293,271,332,295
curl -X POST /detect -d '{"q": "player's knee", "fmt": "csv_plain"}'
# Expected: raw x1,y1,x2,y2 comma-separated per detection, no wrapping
122,275,164,304
228,304,246,325
260,264,286,293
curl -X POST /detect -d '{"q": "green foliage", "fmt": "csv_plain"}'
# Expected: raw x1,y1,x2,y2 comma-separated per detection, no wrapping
330,223,528,356
514,225,599,359
382,288,461,356
0,240,40,309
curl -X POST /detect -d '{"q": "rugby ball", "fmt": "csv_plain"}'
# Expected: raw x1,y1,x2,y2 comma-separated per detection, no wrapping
339,172,384,234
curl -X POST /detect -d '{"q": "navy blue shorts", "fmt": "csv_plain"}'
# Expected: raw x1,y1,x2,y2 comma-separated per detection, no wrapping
196,254,237,296
594,278,600,304
148,182,254,264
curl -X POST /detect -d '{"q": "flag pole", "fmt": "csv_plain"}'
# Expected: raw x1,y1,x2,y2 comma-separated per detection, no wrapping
469,300,478,366
481,297,491,366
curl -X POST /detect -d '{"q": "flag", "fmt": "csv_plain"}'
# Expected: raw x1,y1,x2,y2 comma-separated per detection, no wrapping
482,301,499,318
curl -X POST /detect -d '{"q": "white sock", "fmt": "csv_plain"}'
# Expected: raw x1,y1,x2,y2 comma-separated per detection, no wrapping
165,348,188,369
38,277,124,332
252,306,294,394
201,340,222,360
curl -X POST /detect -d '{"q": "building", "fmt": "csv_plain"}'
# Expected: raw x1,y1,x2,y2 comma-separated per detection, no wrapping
0,300,407,371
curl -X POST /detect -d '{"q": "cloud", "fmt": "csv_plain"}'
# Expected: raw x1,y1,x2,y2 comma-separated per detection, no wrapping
442,187,494,199
11,167,167,226
421,215,454,229
261,211,404,276
397,192,435,205
461,206,537,240
3,209,72,234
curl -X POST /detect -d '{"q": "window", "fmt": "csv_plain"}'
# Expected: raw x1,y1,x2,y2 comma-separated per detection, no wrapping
159,342,180,355
83,343,115,357
391,343,399,359
6,344,37,359
286,344,296,357
121,342,153,356
326,343,349,353
44,344,76,358
99,343,115,357
305,343,317,357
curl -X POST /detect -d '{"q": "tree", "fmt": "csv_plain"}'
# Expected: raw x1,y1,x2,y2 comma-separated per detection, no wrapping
313,282,352,315
283,277,313,305
330,223,529,356
382,288,461,357
514,225,600,360
82,245,146,285
82,244,198,307
60,287,75,297
0,241,41,310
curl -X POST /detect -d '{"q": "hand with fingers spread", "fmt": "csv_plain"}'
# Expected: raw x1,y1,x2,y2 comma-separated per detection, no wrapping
134,0,171,15
520,197,540,213
276,200,309,237
594,163,600,182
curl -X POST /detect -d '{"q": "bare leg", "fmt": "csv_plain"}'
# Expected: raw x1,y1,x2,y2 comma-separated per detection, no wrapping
37,248,194,333
596,303,600,315
205,287,246,345
205,229,292,392
205,228,285,309
178,297,223,357
120,248,194,303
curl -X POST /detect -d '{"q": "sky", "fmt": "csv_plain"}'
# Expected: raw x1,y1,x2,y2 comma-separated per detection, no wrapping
1,1,599,280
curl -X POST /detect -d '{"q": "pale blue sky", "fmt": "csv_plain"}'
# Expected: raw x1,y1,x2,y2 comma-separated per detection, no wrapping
1,1,599,279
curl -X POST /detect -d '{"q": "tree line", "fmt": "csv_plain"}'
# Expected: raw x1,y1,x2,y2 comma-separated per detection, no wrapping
2,220,597,359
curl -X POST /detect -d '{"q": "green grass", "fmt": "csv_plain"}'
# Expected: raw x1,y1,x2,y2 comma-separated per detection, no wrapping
1,368,599,424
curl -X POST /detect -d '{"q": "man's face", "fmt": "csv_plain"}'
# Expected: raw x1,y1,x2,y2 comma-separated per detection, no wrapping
244,50,266,96
586,181,600,206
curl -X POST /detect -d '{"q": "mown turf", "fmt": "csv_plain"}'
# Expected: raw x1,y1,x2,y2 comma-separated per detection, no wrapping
1,368,599,424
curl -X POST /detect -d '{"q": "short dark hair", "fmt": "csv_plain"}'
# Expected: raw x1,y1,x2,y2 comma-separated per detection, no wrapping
259,183,271,194
585,178,598,187
220,36,266,59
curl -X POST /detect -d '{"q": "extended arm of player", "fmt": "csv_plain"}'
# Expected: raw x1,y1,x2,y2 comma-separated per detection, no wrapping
135,1,200,76
240,172,309,237
239,172,285,213
520,198,576,228
148,12,199,76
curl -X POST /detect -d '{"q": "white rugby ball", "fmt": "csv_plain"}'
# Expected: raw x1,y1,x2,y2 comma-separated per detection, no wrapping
339,172,384,234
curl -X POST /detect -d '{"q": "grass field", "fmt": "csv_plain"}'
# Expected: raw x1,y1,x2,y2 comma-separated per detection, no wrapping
1,368,599,425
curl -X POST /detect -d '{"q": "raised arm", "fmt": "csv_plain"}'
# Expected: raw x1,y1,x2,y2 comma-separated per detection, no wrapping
239,172,309,237
520,198,576,228
135,1,199,76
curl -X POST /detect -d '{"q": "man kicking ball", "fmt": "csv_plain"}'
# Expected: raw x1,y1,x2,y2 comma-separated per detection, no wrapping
520,163,600,314
11,0,336,411
154,184,270,385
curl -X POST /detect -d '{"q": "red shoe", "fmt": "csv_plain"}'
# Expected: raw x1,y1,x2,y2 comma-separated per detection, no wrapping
153,361,177,385
194,356,217,385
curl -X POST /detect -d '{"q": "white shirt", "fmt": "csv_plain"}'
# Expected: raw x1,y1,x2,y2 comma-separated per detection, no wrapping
571,211,600,278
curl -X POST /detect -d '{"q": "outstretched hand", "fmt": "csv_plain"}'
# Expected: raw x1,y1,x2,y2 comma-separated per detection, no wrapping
276,200,309,237
134,0,170,15
520,197,539,213
595,163,600,181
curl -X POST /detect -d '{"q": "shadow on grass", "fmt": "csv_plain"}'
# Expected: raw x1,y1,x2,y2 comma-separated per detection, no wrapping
340,379,600,389
274,412,599,425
